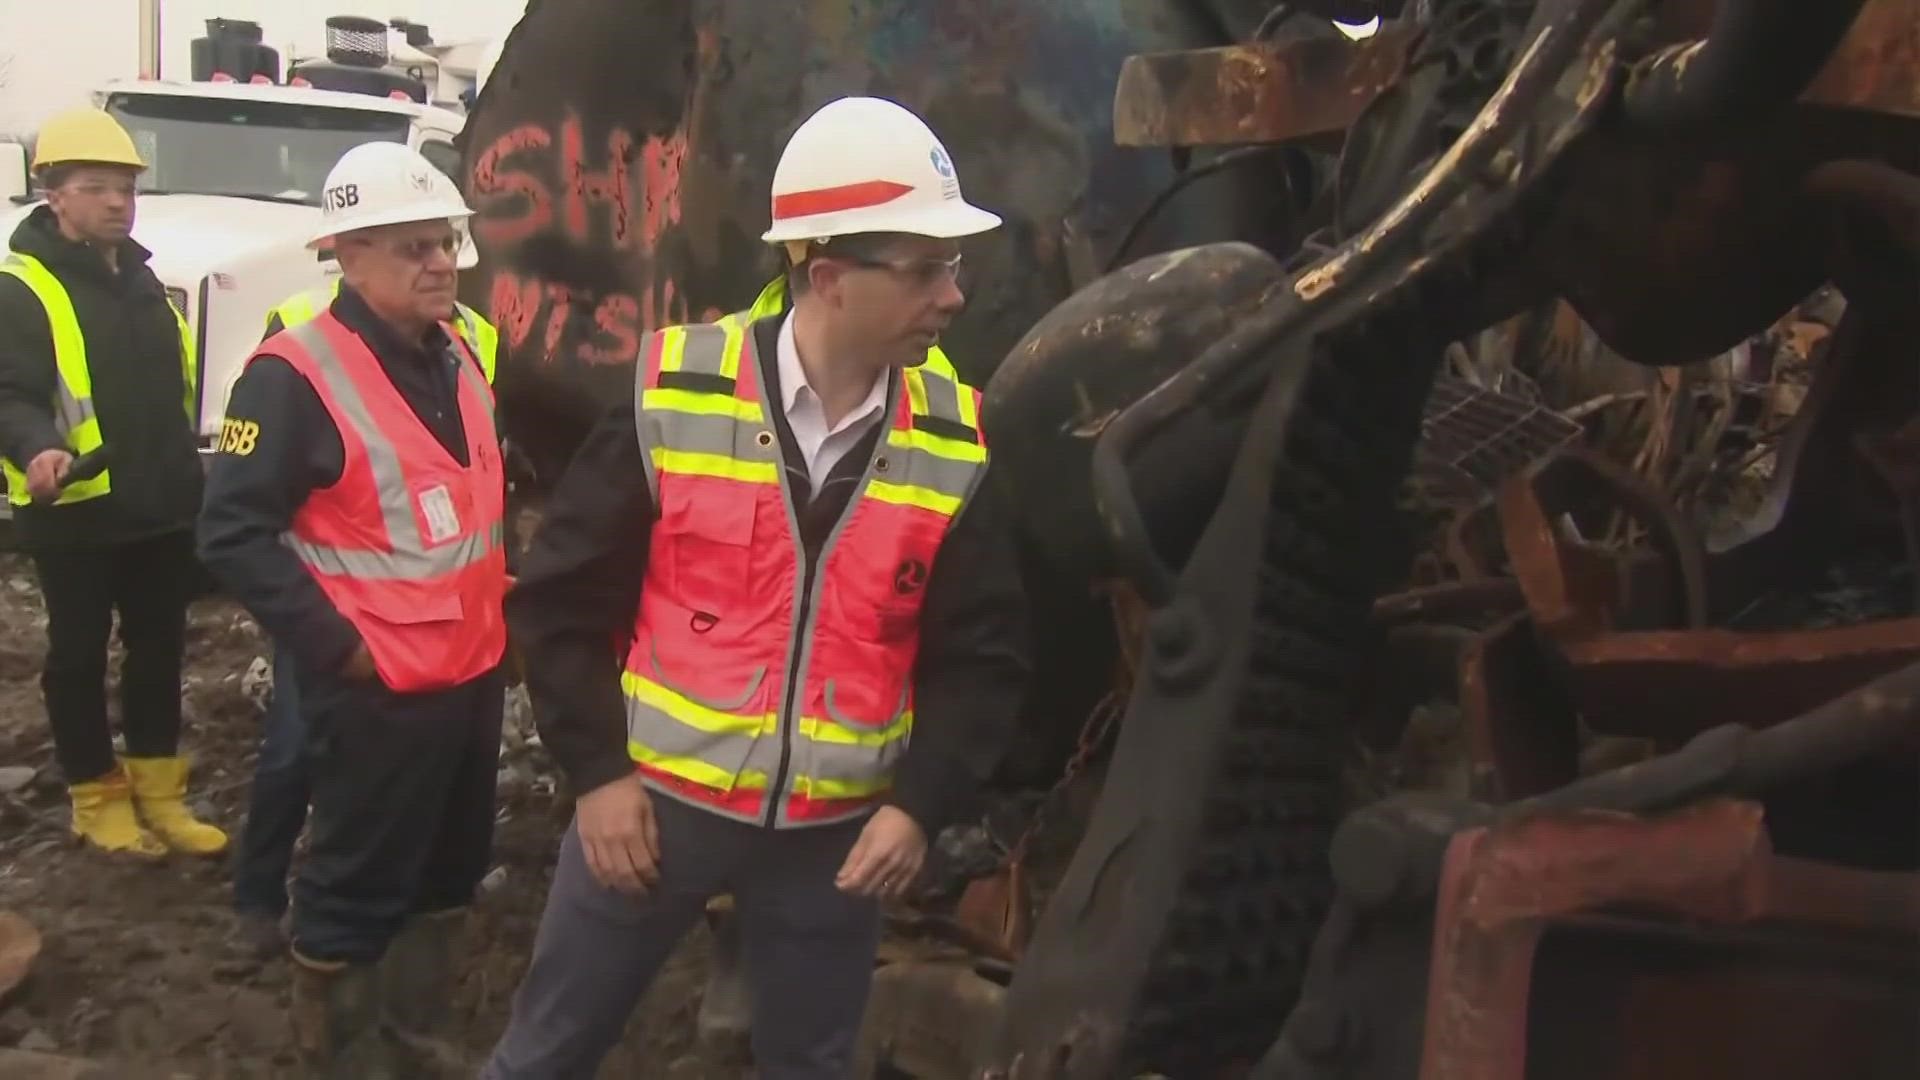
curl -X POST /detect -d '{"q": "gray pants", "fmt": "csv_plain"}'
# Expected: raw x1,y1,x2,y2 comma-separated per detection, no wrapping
481,793,882,1079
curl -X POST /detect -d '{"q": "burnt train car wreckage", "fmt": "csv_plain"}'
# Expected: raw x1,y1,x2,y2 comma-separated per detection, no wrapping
460,1,1920,1076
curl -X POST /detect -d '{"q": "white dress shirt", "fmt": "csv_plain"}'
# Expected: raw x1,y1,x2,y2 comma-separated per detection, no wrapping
776,311,888,493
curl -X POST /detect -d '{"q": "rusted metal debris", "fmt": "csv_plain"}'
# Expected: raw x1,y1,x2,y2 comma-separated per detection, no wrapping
1422,798,1920,1080
1260,658,1920,1079
1111,26,1413,148
1112,0,1920,149
1413,376,1584,509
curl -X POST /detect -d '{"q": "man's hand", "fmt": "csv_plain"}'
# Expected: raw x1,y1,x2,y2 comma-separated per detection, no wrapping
340,643,377,681
25,449,72,502
575,773,662,896
835,806,926,899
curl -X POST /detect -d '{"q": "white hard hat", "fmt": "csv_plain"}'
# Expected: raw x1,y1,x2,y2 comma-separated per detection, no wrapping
308,141,474,250
760,96,1002,245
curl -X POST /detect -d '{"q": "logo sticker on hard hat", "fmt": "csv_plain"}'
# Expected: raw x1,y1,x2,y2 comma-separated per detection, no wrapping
408,169,433,193
929,146,960,198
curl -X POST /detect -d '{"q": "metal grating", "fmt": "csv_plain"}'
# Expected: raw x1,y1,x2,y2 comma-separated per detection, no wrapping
1412,375,1583,504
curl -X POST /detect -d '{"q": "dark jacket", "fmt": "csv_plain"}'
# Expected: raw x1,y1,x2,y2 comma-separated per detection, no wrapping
511,313,1032,840
0,205,204,550
196,284,495,682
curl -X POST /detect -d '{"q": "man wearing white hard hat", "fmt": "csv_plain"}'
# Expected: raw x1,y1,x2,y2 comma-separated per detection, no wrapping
482,96,1032,1077
197,140,511,1074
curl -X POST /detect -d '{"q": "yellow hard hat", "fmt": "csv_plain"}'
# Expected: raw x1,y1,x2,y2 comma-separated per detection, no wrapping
32,107,146,173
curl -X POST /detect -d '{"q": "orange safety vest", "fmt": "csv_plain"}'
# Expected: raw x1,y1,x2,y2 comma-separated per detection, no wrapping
257,313,509,693
623,315,988,827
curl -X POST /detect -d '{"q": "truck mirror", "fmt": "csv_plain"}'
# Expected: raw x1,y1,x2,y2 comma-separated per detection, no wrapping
0,142,27,204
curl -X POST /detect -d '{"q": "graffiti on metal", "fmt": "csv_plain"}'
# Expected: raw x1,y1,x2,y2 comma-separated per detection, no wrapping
471,109,718,365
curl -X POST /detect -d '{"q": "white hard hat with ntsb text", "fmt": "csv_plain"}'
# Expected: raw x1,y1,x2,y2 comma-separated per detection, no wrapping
308,142,475,251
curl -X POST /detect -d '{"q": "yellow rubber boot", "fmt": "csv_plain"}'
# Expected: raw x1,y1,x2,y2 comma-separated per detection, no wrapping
68,765,167,858
124,755,230,856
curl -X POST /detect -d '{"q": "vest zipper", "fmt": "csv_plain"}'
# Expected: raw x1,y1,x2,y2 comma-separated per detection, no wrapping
764,552,816,828
760,390,895,829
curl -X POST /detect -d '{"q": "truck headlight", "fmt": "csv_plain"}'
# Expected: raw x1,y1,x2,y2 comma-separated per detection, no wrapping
165,285,190,320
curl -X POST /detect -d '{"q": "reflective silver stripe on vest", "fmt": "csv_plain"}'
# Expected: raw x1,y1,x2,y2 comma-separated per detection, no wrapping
628,315,989,827
278,320,499,581
634,322,747,503
0,257,97,437
448,332,493,417
53,383,93,438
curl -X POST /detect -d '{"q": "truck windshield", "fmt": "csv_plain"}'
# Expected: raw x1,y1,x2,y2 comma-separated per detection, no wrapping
104,93,410,205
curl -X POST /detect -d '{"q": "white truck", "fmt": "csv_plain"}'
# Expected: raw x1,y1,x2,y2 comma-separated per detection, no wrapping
0,76,471,456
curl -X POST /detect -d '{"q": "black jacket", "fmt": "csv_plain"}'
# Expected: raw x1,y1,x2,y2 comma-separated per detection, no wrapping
196,284,494,682
0,206,204,549
512,314,1031,839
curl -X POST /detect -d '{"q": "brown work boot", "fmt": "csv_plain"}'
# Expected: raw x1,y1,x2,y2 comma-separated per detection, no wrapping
378,908,470,1076
289,947,396,1079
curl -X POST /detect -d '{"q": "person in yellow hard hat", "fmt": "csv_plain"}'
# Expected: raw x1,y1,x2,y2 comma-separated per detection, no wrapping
0,106,226,858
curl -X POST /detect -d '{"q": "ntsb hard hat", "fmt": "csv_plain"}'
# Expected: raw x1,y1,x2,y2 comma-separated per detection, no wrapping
33,107,146,172
760,97,1001,245
308,141,473,250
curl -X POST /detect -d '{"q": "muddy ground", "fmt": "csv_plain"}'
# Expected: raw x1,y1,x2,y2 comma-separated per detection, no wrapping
0,552,728,1079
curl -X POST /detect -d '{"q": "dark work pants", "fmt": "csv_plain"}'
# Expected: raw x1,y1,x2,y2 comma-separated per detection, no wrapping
232,645,309,917
289,664,504,963
481,795,882,1080
29,529,197,784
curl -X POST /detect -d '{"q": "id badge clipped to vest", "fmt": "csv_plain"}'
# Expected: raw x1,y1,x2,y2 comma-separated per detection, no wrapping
418,484,461,543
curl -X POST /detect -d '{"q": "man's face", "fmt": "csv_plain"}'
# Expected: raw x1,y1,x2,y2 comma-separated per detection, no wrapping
335,218,463,326
810,234,967,366
44,165,140,246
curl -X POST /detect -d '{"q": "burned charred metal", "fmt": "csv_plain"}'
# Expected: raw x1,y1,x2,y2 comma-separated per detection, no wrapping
1256,658,1920,1080
983,1,1638,1075
455,0,1920,1075
973,0,1920,1076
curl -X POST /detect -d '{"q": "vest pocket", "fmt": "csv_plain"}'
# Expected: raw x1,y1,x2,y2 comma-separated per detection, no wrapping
821,674,909,731
638,594,768,712
660,482,757,611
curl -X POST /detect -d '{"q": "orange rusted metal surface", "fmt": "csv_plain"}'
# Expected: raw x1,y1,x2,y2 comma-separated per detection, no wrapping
1456,611,1580,801
1555,620,1920,742
1420,799,1920,1080
1111,27,1413,148
1111,0,1919,149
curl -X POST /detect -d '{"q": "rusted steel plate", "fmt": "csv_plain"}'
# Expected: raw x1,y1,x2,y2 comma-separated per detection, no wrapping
1458,612,1581,801
1782,0,1920,119
1111,27,1412,147
1112,0,1919,149
1560,619,1920,744
1422,799,1920,1080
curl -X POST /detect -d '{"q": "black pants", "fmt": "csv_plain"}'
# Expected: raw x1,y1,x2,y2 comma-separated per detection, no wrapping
289,663,504,963
232,644,309,917
30,529,197,784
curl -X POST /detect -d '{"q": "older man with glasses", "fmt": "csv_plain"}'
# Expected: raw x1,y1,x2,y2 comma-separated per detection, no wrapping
196,141,511,1074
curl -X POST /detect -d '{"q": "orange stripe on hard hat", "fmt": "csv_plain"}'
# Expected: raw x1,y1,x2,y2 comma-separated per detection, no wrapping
771,179,913,221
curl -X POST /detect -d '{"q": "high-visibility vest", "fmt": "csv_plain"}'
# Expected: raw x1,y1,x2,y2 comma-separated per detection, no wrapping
268,279,499,384
0,253,196,507
255,312,509,692
621,310,988,828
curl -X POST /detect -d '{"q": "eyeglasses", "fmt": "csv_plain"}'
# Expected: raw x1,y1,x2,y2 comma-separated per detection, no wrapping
66,180,137,199
350,231,464,264
837,252,964,289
